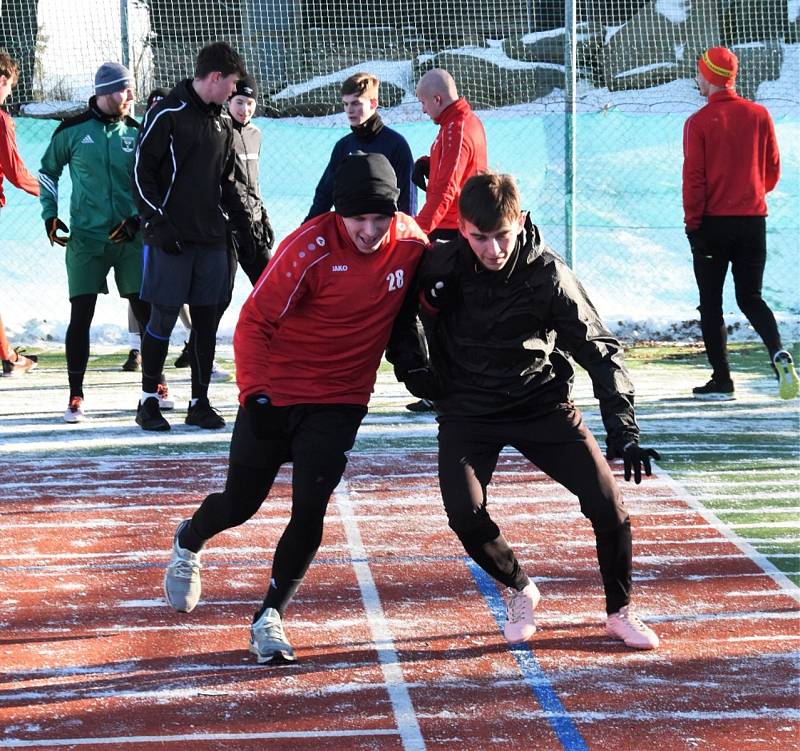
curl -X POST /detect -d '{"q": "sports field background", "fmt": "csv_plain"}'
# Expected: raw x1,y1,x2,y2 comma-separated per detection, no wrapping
2,341,798,586
1,342,798,749
1,49,798,342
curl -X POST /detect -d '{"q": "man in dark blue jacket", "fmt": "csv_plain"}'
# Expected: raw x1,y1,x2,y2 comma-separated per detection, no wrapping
305,72,415,220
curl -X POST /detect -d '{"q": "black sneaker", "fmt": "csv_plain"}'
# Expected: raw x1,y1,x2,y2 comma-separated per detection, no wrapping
174,342,190,368
185,397,226,429
121,349,141,372
136,396,171,431
692,378,735,401
405,398,435,412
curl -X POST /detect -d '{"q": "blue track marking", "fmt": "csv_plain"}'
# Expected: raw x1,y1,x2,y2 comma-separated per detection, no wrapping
467,560,590,751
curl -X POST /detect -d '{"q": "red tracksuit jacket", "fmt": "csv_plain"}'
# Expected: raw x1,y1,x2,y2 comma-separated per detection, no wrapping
416,98,487,234
682,89,780,230
234,211,428,406
0,109,39,206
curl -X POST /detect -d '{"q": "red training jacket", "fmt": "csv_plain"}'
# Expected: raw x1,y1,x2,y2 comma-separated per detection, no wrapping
0,109,39,207
234,211,428,406
682,89,780,230
416,98,487,234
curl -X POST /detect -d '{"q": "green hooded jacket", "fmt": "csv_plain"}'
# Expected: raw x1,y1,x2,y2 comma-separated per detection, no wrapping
38,98,139,240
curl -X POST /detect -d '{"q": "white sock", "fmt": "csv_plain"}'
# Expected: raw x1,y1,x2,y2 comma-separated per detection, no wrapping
140,391,158,404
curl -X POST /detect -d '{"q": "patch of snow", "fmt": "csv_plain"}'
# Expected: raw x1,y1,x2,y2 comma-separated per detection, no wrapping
448,45,564,72
615,61,678,78
656,0,689,24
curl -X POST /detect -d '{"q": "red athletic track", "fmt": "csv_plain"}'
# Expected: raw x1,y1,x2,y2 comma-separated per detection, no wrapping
2,453,798,751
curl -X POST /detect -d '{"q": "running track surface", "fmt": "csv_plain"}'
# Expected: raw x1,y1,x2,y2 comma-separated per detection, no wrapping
2,452,798,750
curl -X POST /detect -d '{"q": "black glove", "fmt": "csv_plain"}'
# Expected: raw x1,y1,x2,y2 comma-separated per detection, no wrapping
401,367,445,401
108,216,141,244
45,217,69,247
244,393,285,440
686,228,710,256
608,439,661,484
233,227,255,263
261,213,275,251
144,213,182,255
412,156,430,191
420,272,459,312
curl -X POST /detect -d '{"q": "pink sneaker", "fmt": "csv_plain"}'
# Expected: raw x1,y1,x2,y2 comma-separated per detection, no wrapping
503,582,540,643
606,605,660,650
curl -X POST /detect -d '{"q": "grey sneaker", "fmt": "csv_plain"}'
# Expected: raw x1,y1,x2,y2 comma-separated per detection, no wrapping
249,607,296,664
163,520,201,612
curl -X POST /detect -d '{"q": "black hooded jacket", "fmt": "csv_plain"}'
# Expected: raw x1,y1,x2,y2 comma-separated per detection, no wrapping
230,117,266,225
394,216,639,447
133,78,248,247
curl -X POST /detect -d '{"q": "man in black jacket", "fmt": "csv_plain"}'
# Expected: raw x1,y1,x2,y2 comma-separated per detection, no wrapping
133,42,249,432
225,73,274,287
393,172,661,650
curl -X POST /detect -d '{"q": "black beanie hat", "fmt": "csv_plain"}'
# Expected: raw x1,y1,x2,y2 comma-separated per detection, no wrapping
233,74,258,100
333,152,399,217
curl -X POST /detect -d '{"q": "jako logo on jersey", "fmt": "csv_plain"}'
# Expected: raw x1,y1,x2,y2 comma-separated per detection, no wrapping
81,134,94,144
332,264,349,272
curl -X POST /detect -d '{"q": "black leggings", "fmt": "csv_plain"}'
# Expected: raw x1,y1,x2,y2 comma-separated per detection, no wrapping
693,216,782,381
141,303,218,397
66,293,149,398
438,405,632,614
181,403,366,619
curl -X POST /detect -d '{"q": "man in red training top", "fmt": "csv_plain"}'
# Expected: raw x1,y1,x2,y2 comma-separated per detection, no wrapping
683,46,798,401
1,50,40,376
162,152,431,664
408,68,487,412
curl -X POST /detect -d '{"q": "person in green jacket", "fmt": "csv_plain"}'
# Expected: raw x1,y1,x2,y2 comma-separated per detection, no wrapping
38,62,169,423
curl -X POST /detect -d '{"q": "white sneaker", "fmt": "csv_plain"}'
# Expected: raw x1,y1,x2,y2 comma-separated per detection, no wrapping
63,396,86,423
210,361,233,382
156,382,175,410
163,520,202,612
503,581,540,643
606,604,660,650
249,607,296,664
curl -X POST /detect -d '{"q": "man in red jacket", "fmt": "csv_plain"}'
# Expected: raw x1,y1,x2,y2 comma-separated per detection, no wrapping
414,68,487,241
683,46,798,401
409,68,487,411
0,50,39,376
162,152,431,664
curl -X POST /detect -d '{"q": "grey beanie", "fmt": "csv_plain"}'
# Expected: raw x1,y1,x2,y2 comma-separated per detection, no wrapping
95,62,133,96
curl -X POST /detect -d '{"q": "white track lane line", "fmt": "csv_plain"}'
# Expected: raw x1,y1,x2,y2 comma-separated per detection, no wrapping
652,461,800,603
0,729,400,748
335,479,426,751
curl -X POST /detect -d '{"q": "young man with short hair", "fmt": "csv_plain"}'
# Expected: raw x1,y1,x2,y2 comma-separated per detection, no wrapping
684,46,797,401
226,73,274,286
0,50,40,376
38,61,156,422
399,171,661,650
133,41,250,432
305,72,415,220
162,152,429,664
